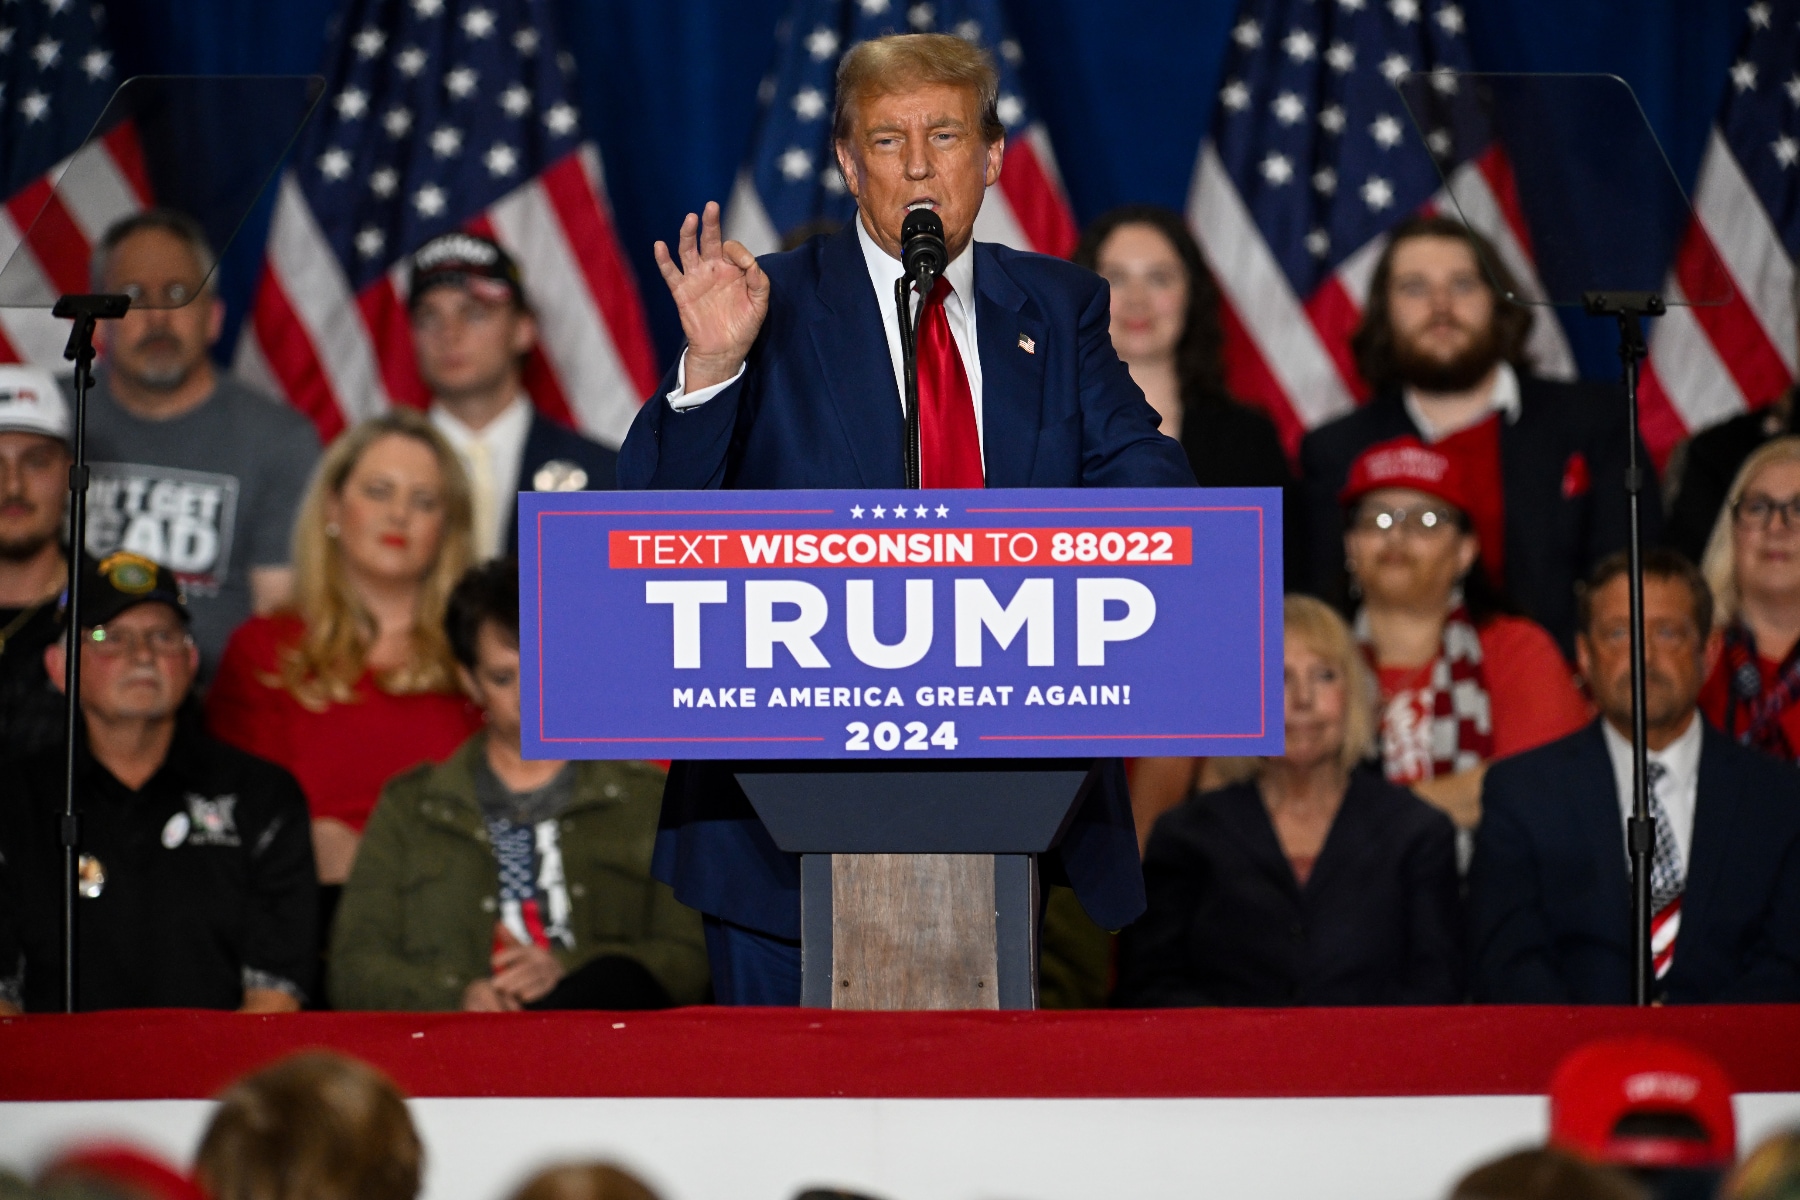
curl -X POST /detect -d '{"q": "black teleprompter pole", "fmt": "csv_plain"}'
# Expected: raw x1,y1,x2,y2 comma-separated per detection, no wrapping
1584,288,1665,1008
49,292,130,1013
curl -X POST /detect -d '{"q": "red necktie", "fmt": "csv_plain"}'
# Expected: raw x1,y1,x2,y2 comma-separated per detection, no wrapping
916,276,984,488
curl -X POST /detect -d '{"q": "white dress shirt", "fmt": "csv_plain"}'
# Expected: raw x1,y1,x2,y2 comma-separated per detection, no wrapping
1601,711,1702,875
666,217,986,457
431,395,532,560
1405,361,1522,442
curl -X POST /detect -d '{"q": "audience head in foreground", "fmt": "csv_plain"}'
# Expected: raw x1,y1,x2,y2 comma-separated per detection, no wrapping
1550,1037,1736,1200
1341,435,1589,831
0,553,316,1013
1114,594,1460,1007
1448,1148,1644,1200
329,558,707,1012
407,231,618,561
1722,1129,1800,1200
507,1164,660,1200
196,1051,421,1200
1699,435,1800,761
0,363,75,760
1468,549,1800,1003
206,408,482,889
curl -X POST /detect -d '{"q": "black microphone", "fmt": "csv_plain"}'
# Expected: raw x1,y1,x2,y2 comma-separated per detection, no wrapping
900,207,946,287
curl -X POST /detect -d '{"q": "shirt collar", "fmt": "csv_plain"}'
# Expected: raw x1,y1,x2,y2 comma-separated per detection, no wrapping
430,394,532,448
856,214,975,312
1404,361,1521,442
1600,708,1704,797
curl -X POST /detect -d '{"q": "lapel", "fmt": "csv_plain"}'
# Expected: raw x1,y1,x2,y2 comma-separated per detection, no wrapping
516,409,550,493
1679,726,1734,953
807,225,905,487
1572,722,1634,944
1304,770,1378,899
973,243,1048,488
1215,782,1304,897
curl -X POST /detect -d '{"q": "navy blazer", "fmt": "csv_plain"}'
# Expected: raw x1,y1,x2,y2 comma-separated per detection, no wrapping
618,224,1195,940
1297,378,1659,657
505,410,618,553
1114,769,1462,1007
1469,720,1800,1003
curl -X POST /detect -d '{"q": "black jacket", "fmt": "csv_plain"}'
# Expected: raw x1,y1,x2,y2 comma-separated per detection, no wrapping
1664,390,1798,563
1298,375,1659,656
1114,768,1461,1007
506,410,620,552
0,723,317,1011
1468,720,1800,1003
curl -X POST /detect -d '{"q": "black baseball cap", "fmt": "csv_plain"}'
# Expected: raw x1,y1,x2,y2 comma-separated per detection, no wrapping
60,552,189,629
407,231,527,309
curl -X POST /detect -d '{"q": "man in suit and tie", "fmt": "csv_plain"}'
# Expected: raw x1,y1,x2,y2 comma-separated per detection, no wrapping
619,32,1194,1002
1298,215,1659,656
1469,548,1800,1003
409,232,619,560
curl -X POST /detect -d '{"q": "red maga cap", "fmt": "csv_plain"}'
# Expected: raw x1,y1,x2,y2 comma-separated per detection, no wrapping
1549,1037,1738,1170
41,1144,208,1200
1339,434,1475,515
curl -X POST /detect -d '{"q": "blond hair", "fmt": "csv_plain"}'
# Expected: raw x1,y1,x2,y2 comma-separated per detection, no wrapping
196,1052,421,1200
1275,594,1379,776
1700,434,1800,629
276,409,472,709
832,33,1004,146
1722,1128,1800,1200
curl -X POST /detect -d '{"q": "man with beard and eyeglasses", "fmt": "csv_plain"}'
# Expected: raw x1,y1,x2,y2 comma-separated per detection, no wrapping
1468,549,1800,1003
72,209,321,679
0,364,77,759
1299,215,1659,656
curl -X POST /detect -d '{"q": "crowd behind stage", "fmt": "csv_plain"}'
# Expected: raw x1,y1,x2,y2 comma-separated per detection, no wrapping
3,196,1800,1016
3,1043,1799,1200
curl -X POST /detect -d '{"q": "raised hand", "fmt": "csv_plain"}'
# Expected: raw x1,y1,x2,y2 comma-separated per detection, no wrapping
654,200,770,393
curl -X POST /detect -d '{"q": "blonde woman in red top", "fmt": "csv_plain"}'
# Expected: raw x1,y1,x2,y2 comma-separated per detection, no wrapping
209,409,481,889
1343,434,1591,832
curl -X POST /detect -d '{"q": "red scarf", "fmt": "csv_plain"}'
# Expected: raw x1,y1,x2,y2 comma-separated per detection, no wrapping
1361,602,1495,784
1718,620,1800,760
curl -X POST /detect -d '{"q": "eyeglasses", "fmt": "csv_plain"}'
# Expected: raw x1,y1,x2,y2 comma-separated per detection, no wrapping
1732,493,1800,531
1589,621,1698,651
85,625,192,657
1350,504,1462,536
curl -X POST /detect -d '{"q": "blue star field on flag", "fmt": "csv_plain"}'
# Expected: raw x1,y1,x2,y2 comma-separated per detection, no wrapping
1209,0,1486,297
744,0,1040,243
294,0,585,293
1719,0,1800,259
0,0,114,198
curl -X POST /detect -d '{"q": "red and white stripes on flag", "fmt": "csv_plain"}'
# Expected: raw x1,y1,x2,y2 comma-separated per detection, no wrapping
235,145,660,447
1639,128,1799,465
1188,141,1577,456
726,122,1078,259
0,126,151,369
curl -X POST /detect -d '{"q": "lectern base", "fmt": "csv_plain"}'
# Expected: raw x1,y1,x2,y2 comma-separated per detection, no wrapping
800,853,1039,1009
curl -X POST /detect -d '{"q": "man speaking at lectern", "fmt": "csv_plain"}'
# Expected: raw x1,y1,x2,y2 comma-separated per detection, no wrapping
619,33,1194,1003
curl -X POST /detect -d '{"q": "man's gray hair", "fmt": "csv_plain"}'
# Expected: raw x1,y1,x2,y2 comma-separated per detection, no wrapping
90,208,219,293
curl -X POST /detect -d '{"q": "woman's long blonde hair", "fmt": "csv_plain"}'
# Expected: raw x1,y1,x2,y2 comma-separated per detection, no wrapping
275,409,473,710
1700,435,1800,630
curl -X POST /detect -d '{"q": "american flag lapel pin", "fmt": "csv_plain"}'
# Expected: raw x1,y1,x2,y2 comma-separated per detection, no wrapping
1018,333,1036,354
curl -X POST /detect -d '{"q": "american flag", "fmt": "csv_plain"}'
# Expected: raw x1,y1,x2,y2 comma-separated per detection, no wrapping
1186,0,1575,455
235,0,658,446
0,2,146,367
1639,0,1799,464
724,0,1077,259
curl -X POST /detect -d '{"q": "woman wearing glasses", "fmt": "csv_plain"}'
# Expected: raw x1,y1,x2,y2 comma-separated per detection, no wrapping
1343,436,1589,833
1699,436,1800,761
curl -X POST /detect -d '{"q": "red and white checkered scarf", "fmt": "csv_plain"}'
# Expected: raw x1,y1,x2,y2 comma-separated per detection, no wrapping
1359,601,1495,784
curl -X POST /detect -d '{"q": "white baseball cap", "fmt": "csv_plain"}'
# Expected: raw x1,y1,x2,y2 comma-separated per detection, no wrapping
0,364,70,443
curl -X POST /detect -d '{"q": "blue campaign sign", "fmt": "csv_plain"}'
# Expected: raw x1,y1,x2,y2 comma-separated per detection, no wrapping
519,487,1283,761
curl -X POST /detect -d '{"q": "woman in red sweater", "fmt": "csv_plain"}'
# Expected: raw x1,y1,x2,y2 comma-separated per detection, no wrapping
1343,435,1591,833
209,409,481,890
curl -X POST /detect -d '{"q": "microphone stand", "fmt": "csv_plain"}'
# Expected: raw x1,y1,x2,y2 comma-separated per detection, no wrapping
1584,288,1664,1007
896,277,922,490
50,291,130,1013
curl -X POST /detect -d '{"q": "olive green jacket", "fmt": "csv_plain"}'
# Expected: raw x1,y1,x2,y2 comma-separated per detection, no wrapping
329,736,708,1010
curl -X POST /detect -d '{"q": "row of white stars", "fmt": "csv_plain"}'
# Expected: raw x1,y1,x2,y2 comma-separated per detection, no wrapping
802,11,1021,62
0,29,110,75
775,146,851,194
0,44,112,124
331,78,550,126
1728,58,1800,108
1233,0,1463,50
850,503,953,519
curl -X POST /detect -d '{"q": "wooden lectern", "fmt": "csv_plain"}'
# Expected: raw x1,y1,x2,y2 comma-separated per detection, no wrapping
736,764,1097,1009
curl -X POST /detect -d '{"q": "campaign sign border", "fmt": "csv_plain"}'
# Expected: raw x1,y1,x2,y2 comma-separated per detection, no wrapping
520,487,1282,760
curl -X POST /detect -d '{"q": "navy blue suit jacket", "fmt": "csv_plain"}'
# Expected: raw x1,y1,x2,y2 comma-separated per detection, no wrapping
1298,379,1659,658
505,410,618,554
618,224,1194,940
1469,720,1800,1003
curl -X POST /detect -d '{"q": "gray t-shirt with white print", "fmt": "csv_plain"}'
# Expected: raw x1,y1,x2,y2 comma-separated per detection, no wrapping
75,372,321,676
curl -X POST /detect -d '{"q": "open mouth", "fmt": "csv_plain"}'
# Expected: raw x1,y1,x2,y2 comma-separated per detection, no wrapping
906,200,937,212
